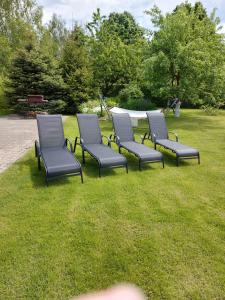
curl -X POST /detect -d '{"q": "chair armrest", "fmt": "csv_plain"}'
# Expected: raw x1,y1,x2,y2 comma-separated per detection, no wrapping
65,138,73,152
74,136,84,152
107,134,116,147
151,133,156,143
35,140,40,157
168,131,178,142
141,132,150,144
109,134,121,146
115,135,121,146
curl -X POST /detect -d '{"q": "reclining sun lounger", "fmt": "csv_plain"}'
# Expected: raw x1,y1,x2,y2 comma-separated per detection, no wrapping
35,115,83,185
145,112,200,166
111,113,164,170
75,114,128,177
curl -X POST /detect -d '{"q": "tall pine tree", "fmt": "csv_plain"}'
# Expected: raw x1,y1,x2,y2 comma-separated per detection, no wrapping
61,25,93,113
5,43,66,107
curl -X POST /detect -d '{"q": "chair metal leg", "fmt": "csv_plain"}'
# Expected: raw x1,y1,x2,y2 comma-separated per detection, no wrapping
80,170,84,183
139,160,142,171
176,156,179,166
82,150,85,164
119,147,121,154
198,154,200,164
126,163,128,173
99,167,101,178
162,159,165,168
154,143,156,150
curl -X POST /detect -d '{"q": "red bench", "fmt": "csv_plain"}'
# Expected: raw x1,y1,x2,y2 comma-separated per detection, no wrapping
27,95,48,103
17,95,48,104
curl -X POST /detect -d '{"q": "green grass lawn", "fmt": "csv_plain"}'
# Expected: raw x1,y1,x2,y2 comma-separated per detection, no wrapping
0,110,225,299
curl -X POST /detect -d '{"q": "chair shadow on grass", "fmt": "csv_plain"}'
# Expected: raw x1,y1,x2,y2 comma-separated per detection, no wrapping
80,153,125,178
22,157,78,188
24,145,197,189
26,154,123,187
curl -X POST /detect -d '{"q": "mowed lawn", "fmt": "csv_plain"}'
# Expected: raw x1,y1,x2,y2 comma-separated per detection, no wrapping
0,110,225,299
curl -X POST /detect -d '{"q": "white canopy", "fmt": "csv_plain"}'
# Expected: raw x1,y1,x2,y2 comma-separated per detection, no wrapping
109,107,161,120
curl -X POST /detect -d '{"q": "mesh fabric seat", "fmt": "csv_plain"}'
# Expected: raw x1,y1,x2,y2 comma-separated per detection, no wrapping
35,115,83,184
41,148,81,177
76,114,127,177
112,113,164,170
146,112,200,166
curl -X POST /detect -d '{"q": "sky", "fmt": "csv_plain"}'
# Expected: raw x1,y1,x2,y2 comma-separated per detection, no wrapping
37,0,225,32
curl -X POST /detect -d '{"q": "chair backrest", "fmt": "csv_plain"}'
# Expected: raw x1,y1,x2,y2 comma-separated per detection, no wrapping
77,114,102,144
146,112,168,140
37,115,65,149
112,113,134,142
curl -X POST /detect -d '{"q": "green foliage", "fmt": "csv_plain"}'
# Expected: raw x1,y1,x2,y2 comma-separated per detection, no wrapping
40,14,68,59
79,100,100,113
5,44,66,111
61,26,93,113
0,75,11,115
145,3,225,107
106,97,119,108
101,11,144,44
15,100,66,115
1,1,225,113
119,84,144,104
118,84,156,110
87,9,147,97
0,0,42,74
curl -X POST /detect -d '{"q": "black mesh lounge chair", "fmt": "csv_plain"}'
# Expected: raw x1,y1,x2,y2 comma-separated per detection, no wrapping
75,114,128,177
111,113,164,170
145,112,200,166
35,115,83,184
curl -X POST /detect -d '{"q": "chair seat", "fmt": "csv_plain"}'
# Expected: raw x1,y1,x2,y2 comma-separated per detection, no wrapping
41,147,81,177
83,144,127,168
156,139,199,157
120,141,163,162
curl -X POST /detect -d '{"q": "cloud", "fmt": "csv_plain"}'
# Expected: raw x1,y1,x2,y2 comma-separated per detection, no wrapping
37,0,225,28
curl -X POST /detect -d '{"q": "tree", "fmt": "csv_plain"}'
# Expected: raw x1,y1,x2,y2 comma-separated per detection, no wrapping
144,2,225,106
86,8,106,38
61,26,93,113
87,9,147,97
40,14,68,58
90,36,146,97
101,11,144,44
5,44,66,106
0,0,42,74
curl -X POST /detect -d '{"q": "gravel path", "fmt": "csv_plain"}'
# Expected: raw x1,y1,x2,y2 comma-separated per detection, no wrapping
0,115,38,173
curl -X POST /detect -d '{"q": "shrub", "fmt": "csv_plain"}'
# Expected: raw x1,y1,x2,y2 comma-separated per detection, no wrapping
15,100,67,115
125,98,156,110
106,97,119,108
119,84,144,104
119,84,156,110
79,100,100,113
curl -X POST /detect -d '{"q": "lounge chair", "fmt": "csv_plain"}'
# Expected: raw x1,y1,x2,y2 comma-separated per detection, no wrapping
145,112,200,166
35,115,83,184
75,114,128,177
111,113,164,170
